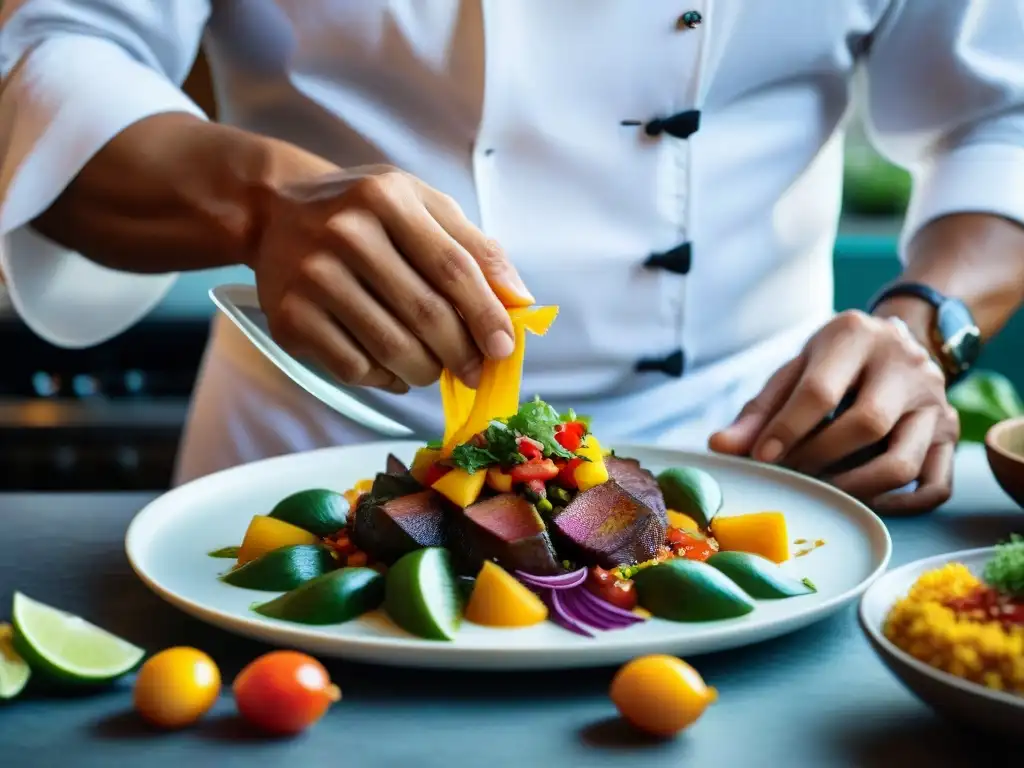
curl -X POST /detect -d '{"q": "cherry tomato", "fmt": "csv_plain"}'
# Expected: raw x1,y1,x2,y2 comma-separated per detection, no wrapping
553,423,584,452
233,651,340,735
610,655,716,737
422,462,451,487
556,457,583,489
134,647,221,729
586,566,638,611
510,458,559,484
515,436,544,460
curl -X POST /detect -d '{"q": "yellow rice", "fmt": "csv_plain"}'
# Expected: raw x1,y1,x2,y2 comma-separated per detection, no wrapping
883,563,1024,696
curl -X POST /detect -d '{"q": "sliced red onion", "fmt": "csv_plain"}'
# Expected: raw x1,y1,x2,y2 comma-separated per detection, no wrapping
574,585,646,626
515,567,588,590
545,590,595,637
559,588,623,631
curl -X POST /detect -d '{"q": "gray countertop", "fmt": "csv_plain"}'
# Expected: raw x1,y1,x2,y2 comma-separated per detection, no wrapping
0,445,1020,768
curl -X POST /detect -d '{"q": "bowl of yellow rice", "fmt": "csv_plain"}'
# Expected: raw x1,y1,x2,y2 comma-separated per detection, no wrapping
859,538,1024,739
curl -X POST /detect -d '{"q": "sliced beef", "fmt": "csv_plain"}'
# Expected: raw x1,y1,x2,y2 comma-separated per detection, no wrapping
448,493,562,576
605,456,667,522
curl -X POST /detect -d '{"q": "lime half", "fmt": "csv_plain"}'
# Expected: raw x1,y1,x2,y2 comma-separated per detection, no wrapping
0,623,30,699
11,593,145,685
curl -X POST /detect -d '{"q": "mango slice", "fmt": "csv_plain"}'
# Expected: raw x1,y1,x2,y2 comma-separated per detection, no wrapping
710,511,789,563
431,467,487,508
441,305,559,456
465,561,548,628
237,515,320,566
574,435,609,491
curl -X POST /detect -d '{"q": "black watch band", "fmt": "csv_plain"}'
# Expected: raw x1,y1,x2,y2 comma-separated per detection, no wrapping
866,282,946,314
866,281,981,386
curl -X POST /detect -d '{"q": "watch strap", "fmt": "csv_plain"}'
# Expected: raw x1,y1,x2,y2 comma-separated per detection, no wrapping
866,281,946,314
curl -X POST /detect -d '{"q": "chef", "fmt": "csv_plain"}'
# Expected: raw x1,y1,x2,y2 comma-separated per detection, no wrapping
1,1,1023,514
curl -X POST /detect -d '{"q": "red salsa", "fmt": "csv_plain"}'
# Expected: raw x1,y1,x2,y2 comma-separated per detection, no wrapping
945,585,1024,628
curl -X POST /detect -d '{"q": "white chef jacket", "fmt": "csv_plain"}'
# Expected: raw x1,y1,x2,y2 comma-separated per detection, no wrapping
2,1,1024,485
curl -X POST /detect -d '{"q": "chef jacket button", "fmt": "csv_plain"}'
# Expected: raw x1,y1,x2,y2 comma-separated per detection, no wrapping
677,10,703,30
644,110,701,139
635,349,686,378
643,242,692,275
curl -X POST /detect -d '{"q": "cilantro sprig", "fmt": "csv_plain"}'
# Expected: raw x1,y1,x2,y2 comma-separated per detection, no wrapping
983,534,1024,597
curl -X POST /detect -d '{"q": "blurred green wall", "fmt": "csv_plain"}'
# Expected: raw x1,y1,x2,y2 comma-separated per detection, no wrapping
834,228,1024,392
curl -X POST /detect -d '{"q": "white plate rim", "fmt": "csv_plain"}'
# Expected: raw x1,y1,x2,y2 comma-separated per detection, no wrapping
126,441,893,669
859,546,1024,709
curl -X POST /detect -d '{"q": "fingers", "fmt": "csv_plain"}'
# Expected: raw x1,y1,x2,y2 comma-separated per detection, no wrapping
328,211,484,387
826,407,938,501
708,356,804,455
751,325,874,463
296,252,442,388
871,440,955,515
784,364,909,475
268,294,408,393
348,173,519,363
423,189,534,307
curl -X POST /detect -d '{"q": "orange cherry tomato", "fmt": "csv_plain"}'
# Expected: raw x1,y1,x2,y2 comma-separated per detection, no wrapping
233,651,340,735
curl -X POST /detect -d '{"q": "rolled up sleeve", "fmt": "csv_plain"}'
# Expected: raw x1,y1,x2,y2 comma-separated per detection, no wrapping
0,0,210,347
863,0,1024,259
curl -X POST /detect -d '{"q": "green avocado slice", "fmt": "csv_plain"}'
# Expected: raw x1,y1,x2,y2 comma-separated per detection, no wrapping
253,567,385,625
656,467,723,529
221,544,338,591
633,559,755,622
706,551,816,599
269,489,350,536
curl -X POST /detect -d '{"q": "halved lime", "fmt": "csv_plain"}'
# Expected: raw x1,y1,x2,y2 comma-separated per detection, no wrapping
11,593,145,685
0,623,30,699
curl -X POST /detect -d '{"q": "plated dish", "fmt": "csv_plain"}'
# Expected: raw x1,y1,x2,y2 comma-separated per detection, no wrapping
127,303,889,668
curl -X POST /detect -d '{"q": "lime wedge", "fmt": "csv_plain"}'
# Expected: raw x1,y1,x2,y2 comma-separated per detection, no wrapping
11,593,145,685
0,623,30,699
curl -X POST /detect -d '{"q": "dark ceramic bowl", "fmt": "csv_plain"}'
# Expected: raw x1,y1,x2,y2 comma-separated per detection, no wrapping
985,417,1024,508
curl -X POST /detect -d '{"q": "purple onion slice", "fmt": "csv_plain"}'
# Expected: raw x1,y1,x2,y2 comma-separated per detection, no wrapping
574,584,647,626
559,588,619,631
515,567,588,590
545,589,594,637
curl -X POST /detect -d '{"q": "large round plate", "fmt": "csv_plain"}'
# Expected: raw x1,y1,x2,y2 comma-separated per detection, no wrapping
126,441,891,670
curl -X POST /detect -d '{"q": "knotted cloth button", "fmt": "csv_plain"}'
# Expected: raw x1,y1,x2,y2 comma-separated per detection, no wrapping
677,10,703,29
635,349,686,378
643,242,692,275
644,110,701,139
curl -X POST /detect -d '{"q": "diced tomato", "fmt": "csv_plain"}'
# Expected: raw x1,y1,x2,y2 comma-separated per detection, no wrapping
946,586,1024,627
586,566,638,611
554,423,583,452
666,528,716,562
510,458,559,484
422,462,451,487
557,457,583,489
516,436,544,460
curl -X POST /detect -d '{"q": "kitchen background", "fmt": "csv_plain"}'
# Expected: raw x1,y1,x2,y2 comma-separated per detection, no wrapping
2,54,1022,492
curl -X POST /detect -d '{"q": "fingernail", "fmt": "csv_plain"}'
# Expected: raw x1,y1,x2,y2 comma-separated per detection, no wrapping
757,437,784,463
486,329,516,359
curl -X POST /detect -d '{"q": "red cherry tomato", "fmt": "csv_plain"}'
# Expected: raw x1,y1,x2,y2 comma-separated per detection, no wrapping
586,567,638,611
554,423,584,452
515,436,544,460
666,528,716,562
510,458,560,484
556,457,583,489
233,651,340,735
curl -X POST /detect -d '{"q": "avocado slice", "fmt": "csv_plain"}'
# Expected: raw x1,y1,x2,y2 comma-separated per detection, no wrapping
705,551,816,599
253,567,384,625
633,559,755,622
269,489,350,536
221,544,337,591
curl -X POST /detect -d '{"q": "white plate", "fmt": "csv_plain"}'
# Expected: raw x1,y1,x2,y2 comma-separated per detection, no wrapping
860,548,1024,738
126,441,891,670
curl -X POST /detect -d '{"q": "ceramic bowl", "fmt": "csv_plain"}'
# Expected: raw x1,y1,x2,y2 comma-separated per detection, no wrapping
985,416,1024,508
859,547,1024,741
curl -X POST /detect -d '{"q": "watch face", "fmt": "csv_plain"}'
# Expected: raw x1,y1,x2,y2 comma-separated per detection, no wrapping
936,299,981,372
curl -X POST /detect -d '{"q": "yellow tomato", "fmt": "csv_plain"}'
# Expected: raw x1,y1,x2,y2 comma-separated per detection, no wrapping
134,647,221,729
610,655,716,737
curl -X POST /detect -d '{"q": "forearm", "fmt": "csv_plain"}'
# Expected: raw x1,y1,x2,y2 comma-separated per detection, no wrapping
872,213,1024,351
31,112,339,274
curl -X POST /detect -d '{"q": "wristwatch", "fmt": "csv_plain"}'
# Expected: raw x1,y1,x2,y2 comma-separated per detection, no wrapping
866,282,982,385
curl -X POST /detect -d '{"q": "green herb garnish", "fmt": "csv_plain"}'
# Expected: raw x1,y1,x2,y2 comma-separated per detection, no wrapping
450,443,500,474
506,397,574,460
425,438,443,450
983,534,1024,597
208,546,240,559
801,577,817,592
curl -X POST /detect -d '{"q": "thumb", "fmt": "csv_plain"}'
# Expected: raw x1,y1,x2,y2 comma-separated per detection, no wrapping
709,356,804,455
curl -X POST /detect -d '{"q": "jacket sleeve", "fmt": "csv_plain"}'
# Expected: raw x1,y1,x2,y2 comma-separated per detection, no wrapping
862,0,1024,259
0,0,211,347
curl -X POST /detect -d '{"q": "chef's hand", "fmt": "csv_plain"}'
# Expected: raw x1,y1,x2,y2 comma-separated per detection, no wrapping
251,166,533,393
709,311,959,514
